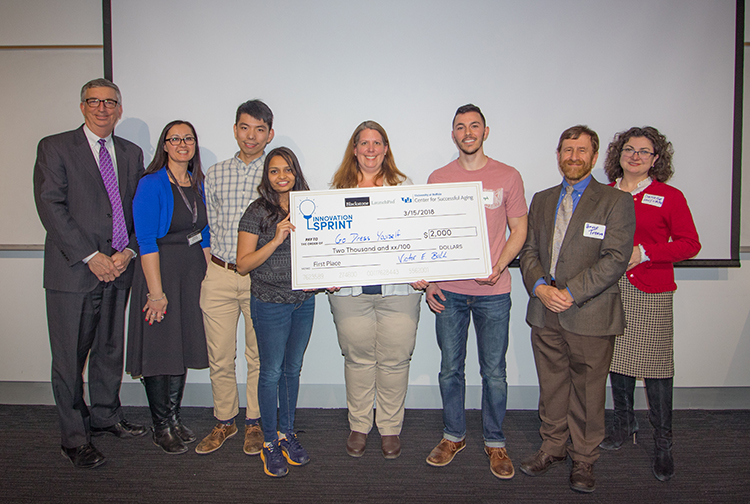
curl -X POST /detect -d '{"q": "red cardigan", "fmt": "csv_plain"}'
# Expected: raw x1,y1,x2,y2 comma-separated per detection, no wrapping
609,180,700,293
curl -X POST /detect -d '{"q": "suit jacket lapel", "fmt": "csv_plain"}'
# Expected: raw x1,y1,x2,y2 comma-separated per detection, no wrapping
113,136,131,198
73,126,108,195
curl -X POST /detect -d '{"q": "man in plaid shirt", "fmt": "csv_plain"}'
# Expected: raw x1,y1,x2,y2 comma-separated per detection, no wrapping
195,100,274,456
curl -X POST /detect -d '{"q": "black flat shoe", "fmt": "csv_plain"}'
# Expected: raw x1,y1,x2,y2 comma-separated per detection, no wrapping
61,443,106,469
91,419,148,439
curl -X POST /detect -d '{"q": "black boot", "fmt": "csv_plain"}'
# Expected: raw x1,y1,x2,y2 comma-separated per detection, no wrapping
646,377,674,481
600,372,639,450
142,376,188,455
168,373,196,443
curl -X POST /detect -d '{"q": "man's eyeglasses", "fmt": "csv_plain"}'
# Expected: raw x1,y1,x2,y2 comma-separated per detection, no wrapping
84,98,119,109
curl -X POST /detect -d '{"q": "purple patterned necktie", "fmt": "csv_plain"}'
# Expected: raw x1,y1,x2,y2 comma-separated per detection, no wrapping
97,138,128,252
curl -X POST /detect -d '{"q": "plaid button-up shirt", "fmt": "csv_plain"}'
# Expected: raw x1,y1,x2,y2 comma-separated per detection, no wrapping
204,151,266,264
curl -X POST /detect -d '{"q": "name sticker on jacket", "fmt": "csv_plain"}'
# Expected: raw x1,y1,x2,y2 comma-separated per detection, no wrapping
583,223,606,240
641,193,664,207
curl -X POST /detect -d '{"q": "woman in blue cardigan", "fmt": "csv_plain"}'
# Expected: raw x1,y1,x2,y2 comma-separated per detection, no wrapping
126,120,210,454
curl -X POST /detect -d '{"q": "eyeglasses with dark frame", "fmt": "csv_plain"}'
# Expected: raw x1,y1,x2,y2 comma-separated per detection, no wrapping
621,147,655,159
84,98,119,109
166,136,196,146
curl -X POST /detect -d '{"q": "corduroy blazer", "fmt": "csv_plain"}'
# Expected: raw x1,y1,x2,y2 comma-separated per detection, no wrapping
519,176,636,336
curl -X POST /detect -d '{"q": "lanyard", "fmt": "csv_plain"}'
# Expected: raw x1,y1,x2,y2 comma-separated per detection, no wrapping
166,167,198,228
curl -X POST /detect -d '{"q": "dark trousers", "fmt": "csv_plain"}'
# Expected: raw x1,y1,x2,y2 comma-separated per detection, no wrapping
531,310,615,464
46,283,128,448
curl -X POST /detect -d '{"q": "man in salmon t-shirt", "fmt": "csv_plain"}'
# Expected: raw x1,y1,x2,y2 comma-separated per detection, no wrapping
421,104,527,480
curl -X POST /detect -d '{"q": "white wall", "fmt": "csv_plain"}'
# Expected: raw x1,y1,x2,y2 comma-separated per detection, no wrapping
111,0,736,262
0,0,103,245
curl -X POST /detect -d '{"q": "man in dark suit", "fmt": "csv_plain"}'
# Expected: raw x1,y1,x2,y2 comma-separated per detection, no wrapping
518,125,635,493
34,78,147,469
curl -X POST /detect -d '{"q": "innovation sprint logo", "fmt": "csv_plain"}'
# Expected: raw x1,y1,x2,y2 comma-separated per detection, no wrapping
298,198,353,231
298,198,317,230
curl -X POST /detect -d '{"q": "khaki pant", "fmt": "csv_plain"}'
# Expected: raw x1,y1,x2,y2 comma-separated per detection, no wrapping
200,260,260,421
328,292,421,436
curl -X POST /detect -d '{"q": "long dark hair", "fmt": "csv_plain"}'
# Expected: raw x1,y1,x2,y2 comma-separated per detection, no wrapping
144,120,204,194
256,147,309,232
604,126,674,183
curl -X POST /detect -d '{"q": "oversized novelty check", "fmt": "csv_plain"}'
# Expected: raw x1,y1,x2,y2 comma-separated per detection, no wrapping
289,182,491,290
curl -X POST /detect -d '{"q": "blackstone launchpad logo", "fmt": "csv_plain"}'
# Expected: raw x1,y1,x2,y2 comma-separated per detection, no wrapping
298,198,354,231
344,196,370,208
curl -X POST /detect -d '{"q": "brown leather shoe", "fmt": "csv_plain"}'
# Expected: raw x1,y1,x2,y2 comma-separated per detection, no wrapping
519,450,566,476
381,435,401,459
346,431,367,457
485,446,515,479
243,424,263,456
426,438,466,467
195,422,238,455
569,460,596,493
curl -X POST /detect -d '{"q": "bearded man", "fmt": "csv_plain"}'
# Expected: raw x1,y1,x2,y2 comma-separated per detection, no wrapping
518,125,635,493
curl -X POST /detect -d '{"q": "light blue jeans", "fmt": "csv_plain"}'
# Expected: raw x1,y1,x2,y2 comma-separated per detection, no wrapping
435,291,510,447
250,295,315,443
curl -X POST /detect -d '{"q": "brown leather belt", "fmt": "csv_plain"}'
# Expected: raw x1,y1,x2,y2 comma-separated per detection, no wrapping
211,255,237,272
550,279,557,287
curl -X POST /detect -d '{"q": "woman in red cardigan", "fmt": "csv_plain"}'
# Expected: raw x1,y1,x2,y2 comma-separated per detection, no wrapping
600,126,700,482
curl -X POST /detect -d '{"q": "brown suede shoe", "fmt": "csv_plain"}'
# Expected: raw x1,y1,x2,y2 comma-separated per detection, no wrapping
195,422,238,455
243,424,263,456
346,431,367,457
485,446,515,479
519,450,566,476
381,435,401,459
569,460,596,493
426,438,466,467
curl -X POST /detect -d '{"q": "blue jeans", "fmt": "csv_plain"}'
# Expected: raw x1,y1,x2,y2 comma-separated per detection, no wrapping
435,291,510,447
250,295,315,443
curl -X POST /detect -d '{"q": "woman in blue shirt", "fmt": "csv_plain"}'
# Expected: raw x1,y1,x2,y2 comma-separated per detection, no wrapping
126,120,210,454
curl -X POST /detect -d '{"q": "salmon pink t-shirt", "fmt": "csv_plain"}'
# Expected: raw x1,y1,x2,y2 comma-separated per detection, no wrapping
427,157,527,296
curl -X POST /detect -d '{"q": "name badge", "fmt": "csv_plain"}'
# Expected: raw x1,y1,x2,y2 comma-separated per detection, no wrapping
641,193,664,207
483,188,503,209
187,229,202,246
482,190,493,205
583,223,606,240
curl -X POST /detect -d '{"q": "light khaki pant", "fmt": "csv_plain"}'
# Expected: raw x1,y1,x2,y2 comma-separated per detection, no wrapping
328,292,421,436
200,260,260,421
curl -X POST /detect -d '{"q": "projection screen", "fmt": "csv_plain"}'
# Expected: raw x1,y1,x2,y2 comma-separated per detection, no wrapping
110,0,742,266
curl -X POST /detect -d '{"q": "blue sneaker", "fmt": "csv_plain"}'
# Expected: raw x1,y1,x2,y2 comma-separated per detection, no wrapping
279,432,310,466
261,441,288,478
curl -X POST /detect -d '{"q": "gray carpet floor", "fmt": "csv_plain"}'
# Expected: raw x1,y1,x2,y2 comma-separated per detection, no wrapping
1,405,748,503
